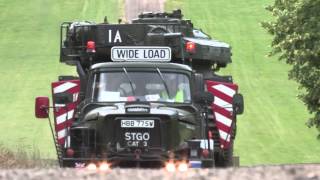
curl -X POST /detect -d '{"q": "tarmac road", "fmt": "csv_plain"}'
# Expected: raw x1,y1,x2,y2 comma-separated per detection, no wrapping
124,0,166,22
0,165,320,180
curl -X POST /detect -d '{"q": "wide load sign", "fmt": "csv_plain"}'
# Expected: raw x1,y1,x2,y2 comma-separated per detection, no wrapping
111,46,171,62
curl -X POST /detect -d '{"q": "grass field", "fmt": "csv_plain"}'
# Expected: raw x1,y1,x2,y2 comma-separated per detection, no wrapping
0,0,120,158
166,0,320,165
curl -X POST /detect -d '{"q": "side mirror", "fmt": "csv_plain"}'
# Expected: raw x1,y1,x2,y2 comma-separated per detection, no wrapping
233,93,244,115
54,92,73,104
194,73,204,93
195,92,214,105
35,97,49,118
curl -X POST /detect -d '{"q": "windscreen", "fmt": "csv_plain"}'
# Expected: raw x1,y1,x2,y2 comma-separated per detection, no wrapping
91,71,191,103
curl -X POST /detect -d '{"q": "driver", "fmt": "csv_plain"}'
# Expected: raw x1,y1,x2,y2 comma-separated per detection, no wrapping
160,74,184,103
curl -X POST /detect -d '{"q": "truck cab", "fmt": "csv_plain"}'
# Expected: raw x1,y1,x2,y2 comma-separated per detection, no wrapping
60,62,212,167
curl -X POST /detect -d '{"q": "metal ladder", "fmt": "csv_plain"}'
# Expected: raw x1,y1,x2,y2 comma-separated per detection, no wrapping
47,115,63,167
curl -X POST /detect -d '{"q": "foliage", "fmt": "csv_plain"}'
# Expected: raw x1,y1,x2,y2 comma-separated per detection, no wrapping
262,0,320,136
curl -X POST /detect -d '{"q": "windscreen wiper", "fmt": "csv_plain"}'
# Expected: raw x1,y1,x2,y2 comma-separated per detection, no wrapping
122,67,136,96
156,68,171,99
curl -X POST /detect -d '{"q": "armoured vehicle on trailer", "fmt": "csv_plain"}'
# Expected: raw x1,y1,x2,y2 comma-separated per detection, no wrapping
35,9,244,169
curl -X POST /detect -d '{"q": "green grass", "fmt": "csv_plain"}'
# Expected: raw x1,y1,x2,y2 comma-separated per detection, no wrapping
0,0,120,158
166,0,320,165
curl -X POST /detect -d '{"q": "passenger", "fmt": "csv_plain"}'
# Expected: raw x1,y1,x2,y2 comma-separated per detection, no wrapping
160,74,184,103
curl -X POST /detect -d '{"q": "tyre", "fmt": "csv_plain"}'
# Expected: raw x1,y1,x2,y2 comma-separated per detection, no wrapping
215,140,234,167
201,157,215,168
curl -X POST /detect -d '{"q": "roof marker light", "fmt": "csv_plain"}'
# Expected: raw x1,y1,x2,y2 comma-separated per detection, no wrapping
178,162,189,172
86,41,96,53
186,41,196,54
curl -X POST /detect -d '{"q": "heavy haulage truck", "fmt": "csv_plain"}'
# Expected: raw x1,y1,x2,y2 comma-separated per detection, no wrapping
35,9,244,170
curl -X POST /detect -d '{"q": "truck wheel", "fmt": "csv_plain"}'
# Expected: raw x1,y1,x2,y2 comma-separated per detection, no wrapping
215,140,234,167
201,158,215,168
216,120,236,167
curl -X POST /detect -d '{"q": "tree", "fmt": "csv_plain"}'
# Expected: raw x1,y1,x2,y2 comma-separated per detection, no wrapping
262,0,320,137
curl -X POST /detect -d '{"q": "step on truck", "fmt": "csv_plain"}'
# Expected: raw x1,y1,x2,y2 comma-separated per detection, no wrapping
35,9,244,170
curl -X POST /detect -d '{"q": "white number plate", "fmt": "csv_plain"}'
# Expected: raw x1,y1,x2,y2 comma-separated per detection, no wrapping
121,120,155,128
111,46,171,62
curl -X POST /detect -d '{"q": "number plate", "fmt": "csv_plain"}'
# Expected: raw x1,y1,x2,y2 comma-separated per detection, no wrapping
111,46,171,62
121,120,155,128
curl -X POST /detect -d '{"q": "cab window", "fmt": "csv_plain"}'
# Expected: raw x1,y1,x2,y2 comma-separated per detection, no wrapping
91,71,191,103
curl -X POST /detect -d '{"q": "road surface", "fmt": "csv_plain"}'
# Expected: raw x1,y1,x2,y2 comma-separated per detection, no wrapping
124,0,166,22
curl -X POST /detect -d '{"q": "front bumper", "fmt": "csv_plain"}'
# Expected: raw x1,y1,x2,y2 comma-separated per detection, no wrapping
62,152,169,168
62,153,213,168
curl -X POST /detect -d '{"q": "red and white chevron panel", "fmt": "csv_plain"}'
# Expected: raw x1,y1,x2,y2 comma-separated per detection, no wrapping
51,80,80,146
206,80,238,149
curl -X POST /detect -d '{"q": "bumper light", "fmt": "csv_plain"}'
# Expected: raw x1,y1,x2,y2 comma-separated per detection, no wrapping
165,162,176,172
87,163,97,171
99,162,110,172
178,162,188,172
